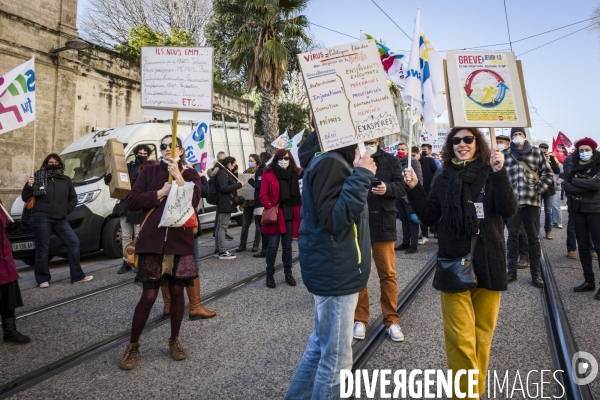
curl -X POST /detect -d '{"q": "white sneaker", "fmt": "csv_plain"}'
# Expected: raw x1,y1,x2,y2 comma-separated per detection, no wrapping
353,322,366,340
39,282,50,288
418,237,429,245
219,251,236,260
387,323,405,342
74,276,93,284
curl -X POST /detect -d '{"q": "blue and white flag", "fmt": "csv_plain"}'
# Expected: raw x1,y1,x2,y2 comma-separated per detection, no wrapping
402,9,446,139
0,57,36,135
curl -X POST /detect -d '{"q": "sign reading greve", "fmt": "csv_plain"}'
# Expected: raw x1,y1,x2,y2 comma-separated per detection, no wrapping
141,47,213,111
298,40,400,151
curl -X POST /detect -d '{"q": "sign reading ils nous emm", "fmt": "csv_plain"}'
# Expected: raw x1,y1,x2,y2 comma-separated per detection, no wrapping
298,40,400,152
141,47,214,111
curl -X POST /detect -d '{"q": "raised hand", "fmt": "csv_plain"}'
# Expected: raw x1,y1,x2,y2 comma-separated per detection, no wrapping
403,168,418,189
354,149,377,175
491,148,504,172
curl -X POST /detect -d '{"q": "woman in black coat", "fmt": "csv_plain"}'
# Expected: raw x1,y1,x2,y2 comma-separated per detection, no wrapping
248,152,270,257
21,154,93,287
404,127,517,397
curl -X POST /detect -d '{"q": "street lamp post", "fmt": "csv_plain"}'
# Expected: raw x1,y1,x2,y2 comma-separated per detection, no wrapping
50,38,90,54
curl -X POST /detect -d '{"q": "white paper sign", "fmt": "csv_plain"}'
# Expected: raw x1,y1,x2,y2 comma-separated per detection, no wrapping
141,47,213,111
239,173,255,201
298,40,400,151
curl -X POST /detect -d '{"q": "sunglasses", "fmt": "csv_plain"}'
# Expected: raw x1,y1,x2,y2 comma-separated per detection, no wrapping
450,136,476,145
160,143,180,151
278,156,290,161
364,142,378,146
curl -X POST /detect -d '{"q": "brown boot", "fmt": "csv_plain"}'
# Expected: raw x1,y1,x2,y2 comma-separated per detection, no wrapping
169,337,187,361
119,342,140,370
160,285,171,318
186,277,216,320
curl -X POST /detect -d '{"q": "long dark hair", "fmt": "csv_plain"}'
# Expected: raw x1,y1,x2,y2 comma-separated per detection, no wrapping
266,149,300,173
160,134,186,165
258,152,270,166
441,128,491,169
40,153,64,170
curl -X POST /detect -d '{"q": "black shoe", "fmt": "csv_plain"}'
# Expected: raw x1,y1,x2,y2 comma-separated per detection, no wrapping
595,289,600,300
253,250,267,258
507,270,517,283
236,246,247,252
285,275,297,286
225,234,233,241
251,244,260,253
395,243,410,251
405,247,418,254
517,255,529,269
1,317,31,344
266,274,276,288
532,275,545,288
117,261,132,274
573,281,596,292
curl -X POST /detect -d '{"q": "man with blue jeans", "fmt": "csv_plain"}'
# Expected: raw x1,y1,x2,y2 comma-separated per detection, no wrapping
285,132,376,399
539,143,560,240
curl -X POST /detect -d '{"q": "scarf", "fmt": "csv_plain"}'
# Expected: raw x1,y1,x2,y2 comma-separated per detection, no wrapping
33,168,64,196
443,157,488,240
509,141,532,160
572,151,600,177
273,165,301,206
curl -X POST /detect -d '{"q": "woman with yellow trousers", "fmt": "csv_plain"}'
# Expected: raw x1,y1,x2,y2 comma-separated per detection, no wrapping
404,127,517,398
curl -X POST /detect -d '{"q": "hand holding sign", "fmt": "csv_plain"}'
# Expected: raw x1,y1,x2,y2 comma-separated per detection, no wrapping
491,147,504,172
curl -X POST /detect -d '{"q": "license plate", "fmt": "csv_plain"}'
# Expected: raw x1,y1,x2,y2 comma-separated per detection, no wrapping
11,241,35,252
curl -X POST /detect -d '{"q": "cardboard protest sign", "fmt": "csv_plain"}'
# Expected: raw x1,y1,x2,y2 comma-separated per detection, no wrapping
238,173,255,200
298,40,400,151
141,47,213,111
445,51,531,128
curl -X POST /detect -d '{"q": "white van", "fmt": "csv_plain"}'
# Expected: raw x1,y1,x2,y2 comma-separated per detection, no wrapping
9,120,256,264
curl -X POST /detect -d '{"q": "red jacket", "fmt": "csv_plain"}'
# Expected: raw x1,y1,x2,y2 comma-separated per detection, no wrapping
0,200,19,285
259,170,301,237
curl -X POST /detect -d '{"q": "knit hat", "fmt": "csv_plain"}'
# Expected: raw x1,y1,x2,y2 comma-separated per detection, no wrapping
510,128,526,138
574,137,598,150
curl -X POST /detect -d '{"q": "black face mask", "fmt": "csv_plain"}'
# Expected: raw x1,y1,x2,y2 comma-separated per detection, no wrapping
46,164,61,170
421,151,428,157
136,155,148,164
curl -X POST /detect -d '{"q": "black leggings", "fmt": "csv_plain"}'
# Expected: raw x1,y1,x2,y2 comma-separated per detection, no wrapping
255,215,267,250
130,281,185,343
0,309,15,320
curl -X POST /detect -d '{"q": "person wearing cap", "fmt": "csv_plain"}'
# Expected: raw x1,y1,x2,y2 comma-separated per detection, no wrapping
503,128,554,288
563,137,600,300
538,143,561,240
495,134,511,151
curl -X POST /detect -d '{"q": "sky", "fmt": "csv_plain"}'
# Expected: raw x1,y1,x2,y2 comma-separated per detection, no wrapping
76,0,600,146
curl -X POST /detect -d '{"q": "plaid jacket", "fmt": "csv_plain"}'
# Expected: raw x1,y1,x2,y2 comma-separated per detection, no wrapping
503,146,554,207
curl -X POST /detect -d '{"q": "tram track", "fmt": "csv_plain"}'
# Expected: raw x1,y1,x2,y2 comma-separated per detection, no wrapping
0,256,300,399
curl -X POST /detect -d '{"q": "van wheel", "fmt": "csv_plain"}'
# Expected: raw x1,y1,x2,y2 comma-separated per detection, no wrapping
102,218,122,258
234,215,244,226
21,255,53,266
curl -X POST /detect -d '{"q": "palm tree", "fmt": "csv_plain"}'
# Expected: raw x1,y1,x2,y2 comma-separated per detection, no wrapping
218,0,310,149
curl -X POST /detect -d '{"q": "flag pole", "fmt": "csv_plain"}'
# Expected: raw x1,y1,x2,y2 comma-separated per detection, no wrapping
169,109,179,184
31,120,36,175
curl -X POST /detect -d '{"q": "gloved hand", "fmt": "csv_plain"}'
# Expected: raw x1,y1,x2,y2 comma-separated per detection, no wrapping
410,213,421,225
104,173,112,185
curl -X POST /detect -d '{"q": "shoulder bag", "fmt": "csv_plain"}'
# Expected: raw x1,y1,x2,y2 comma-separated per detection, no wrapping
261,205,279,225
432,187,484,293
123,208,156,268
507,150,540,182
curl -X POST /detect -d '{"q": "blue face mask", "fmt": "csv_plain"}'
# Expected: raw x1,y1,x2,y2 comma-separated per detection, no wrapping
248,161,255,168
580,151,593,161
364,145,377,153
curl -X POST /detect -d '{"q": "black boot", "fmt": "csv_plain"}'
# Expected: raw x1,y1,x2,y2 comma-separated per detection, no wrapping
236,245,247,252
253,250,267,258
251,242,260,253
2,317,31,344
285,274,297,286
266,274,276,288
573,281,596,292
507,269,517,283
117,260,132,274
531,274,545,288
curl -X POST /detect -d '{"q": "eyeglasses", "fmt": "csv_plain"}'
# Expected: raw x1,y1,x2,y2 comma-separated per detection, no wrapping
278,156,290,161
450,136,476,145
364,141,378,146
160,143,180,151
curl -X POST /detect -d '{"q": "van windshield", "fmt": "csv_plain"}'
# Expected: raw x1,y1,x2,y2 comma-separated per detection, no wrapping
61,147,106,186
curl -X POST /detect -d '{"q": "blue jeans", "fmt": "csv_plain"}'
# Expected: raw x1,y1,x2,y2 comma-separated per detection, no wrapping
29,216,85,284
542,194,553,233
285,293,359,400
567,211,596,253
396,199,419,247
193,235,200,271
552,192,562,225
266,220,293,275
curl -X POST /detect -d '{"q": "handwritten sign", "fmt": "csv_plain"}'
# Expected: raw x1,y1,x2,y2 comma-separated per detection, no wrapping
141,47,213,111
298,40,400,151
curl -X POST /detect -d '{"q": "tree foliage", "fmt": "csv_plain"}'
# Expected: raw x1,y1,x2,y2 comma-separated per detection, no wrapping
114,26,195,59
254,101,310,138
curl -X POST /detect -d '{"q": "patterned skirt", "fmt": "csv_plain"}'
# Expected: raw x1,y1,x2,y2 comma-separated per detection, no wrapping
134,253,198,289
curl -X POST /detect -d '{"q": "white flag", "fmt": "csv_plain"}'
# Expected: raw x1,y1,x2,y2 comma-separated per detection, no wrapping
271,131,290,149
182,121,213,171
289,129,305,166
402,10,446,139
0,57,36,135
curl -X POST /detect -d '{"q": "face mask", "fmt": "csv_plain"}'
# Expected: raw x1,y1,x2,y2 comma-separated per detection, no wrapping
497,143,506,151
364,145,377,153
278,160,290,169
421,151,428,157
580,151,593,161
136,155,148,164
46,164,60,170
512,136,525,145
398,151,407,159
248,161,255,168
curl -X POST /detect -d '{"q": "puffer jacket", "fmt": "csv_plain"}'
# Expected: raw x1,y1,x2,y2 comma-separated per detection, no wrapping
21,173,77,220
564,151,600,214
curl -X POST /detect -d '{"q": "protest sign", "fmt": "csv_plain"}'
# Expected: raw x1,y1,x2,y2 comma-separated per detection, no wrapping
238,173,255,200
445,51,531,128
383,141,399,154
141,47,213,111
183,121,212,171
298,40,400,151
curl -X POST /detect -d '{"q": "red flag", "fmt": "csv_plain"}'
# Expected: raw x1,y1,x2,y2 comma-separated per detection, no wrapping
552,135,569,164
557,131,572,148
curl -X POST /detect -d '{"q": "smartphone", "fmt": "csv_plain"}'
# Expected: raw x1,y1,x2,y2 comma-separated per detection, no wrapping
371,179,381,188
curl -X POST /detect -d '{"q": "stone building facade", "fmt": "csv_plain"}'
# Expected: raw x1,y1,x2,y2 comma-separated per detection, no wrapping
0,0,254,208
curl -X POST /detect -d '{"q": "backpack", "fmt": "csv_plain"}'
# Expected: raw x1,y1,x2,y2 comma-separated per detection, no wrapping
206,174,220,205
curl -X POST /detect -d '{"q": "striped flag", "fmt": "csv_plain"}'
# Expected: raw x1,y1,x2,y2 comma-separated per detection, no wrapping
360,32,407,87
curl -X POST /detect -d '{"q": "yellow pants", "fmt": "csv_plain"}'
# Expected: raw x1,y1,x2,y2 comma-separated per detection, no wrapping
440,288,501,399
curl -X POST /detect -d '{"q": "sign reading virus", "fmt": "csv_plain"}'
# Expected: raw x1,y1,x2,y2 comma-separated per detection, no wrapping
445,51,531,128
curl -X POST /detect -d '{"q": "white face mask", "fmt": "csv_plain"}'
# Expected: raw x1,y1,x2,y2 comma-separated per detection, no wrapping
580,151,593,161
278,159,290,169
497,143,506,151
512,136,525,145
364,145,377,153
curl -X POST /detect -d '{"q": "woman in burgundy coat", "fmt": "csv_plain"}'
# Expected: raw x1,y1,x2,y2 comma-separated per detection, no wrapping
118,135,201,370
260,149,301,289
0,199,30,344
